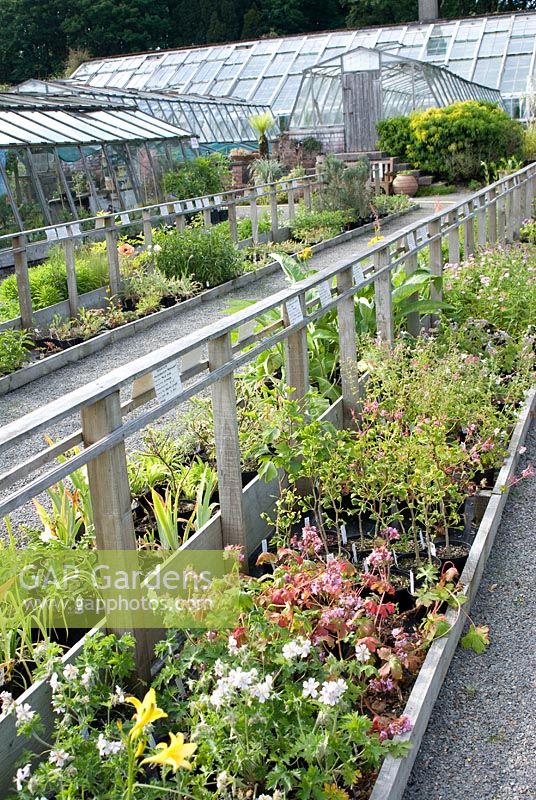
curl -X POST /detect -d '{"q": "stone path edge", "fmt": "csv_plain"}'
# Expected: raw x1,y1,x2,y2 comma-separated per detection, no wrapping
369,386,536,800
0,207,416,396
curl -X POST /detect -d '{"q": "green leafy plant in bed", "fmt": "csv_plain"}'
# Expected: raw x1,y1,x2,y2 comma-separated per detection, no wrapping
0,328,33,375
154,225,243,287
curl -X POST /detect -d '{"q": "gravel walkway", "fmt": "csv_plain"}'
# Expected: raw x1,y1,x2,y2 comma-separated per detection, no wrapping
403,418,536,800
0,196,465,533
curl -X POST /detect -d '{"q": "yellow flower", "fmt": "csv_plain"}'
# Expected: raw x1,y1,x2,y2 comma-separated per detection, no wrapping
297,247,313,261
125,688,167,740
367,235,385,246
141,732,197,772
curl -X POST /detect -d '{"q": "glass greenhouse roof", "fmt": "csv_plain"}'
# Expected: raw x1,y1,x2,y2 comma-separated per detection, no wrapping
0,93,192,147
291,46,504,127
71,11,536,118
16,79,275,146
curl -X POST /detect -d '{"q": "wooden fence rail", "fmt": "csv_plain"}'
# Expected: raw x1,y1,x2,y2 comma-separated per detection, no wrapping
0,162,534,677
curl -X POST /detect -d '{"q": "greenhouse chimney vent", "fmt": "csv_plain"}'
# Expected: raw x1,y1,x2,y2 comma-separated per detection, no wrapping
418,0,439,21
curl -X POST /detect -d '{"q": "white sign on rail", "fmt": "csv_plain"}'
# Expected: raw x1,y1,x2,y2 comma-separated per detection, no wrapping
352,264,365,285
317,281,332,308
152,362,183,405
285,296,303,325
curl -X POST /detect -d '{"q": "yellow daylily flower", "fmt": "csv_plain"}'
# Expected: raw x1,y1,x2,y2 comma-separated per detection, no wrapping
125,688,167,740
141,732,197,772
297,247,313,261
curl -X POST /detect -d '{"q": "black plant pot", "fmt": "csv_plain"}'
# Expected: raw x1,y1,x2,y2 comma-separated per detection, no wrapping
433,536,471,574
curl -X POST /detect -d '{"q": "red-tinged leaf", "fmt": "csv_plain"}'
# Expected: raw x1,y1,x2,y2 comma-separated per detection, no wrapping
256,551,277,566
461,624,490,653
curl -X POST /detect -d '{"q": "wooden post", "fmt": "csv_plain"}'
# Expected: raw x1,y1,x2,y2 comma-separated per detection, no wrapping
104,216,121,297
227,198,238,243
512,177,522,240
464,202,475,257
447,210,459,265
249,194,259,242
303,180,312,210
203,206,212,227
207,333,247,550
428,219,443,303
283,294,310,412
270,188,279,242
374,248,393,345
477,195,487,250
81,391,152,684
174,209,185,232
523,173,532,220
142,210,153,249
12,234,33,329
287,185,296,222
63,235,79,317
487,187,497,245
337,266,358,426
497,186,506,245
404,239,420,337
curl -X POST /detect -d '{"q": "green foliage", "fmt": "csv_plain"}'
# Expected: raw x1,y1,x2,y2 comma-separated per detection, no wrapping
461,624,490,653
154,225,243,286
0,328,32,375
252,158,285,184
321,154,371,218
409,102,524,183
376,115,413,159
523,122,536,161
0,244,109,322
163,154,230,201
235,210,272,240
290,208,351,243
370,193,414,215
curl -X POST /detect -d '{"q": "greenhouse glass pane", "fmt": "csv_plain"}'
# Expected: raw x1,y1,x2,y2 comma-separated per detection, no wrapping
501,53,532,92
233,78,257,99
426,36,450,59
264,52,295,75
449,40,478,59
455,20,484,40
251,77,281,104
253,40,280,54
272,75,303,110
507,36,535,55
240,55,271,78
512,15,536,34
293,53,320,70
447,59,473,79
478,32,508,57
210,80,234,95
472,57,502,88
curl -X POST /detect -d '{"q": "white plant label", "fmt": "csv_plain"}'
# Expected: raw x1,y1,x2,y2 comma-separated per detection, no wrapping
285,296,303,326
119,213,130,225
190,137,199,149
341,524,348,545
56,225,68,240
261,539,268,553
409,570,415,594
429,541,437,557
392,550,399,568
419,530,425,550
407,231,417,250
351,542,358,563
185,201,194,211
214,195,222,204
173,202,182,214
327,553,335,562
304,516,310,527
152,362,183,405
160,204,169,216
352,264,365,285
317,281,332,308
418,226,428,243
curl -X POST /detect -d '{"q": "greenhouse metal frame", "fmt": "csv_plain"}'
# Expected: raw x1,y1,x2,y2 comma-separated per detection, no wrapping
71,11,536,120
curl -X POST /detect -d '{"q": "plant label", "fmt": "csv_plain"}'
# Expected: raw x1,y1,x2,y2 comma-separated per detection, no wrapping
351,542,358,563
56,225,68,240
352,264,365,286
185,201,194,211
285,297,303,326
392,550,399,567
407,232,416,250
317,281,332,308
190,137,199,150
173,203,182,214
160,205,170,216
304,517,310,527
261,539,268,553
418,226,428,243
119,213,130,225
152,362,183,405
327,553,335,562
419,530,425,550
409,570,415,594
429,541,437,557
255,186,263,197
214,195,222,205
201,197,210,208
341,524,347,545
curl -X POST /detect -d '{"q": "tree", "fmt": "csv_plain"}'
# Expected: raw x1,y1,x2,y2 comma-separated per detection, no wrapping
0,0,67,84
342,0,417,27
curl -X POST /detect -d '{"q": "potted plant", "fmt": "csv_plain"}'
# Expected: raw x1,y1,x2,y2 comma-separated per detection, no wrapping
393,170,419,197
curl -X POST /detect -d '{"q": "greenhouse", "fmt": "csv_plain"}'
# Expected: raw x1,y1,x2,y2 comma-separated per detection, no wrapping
16,79,276,152
0,92,193,234
71,11,536,121
290,46,504,150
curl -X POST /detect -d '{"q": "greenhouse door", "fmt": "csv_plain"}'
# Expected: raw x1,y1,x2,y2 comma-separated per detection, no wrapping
342,71,382,152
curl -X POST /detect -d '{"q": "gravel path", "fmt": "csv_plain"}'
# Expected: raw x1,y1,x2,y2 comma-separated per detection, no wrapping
403,418,536,800
0,196,466,533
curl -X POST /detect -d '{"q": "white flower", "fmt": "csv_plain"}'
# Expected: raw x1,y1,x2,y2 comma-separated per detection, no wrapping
228,667,257,690
49,672,61,693
302,678,319,699
153,243,162,253
97,733,124,758
49,749,71,767
216,770,229,791
282,636,311,661
214,659,225,677
0,690,14,715
112,685,126,705
14,764,31,791
15,703,36,726
209,677,234,708
63,664,79,682
318,678,347,707
81,666,93,688
228,635,239,655
257,795,273,800
249,675,274,703
355,643,371,664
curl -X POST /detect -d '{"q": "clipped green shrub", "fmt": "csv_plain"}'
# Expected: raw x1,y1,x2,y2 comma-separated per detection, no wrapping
154,226,243,286
0,244,109,322
376,115,413,160
290,209,352,244
163,154,231,200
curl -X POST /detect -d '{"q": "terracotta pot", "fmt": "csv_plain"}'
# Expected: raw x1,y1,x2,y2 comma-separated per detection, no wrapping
393,173,419,197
